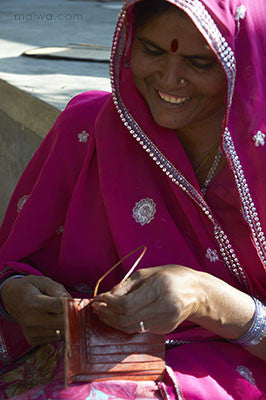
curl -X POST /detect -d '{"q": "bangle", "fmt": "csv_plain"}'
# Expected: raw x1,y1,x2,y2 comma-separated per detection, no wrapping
229,297,266,347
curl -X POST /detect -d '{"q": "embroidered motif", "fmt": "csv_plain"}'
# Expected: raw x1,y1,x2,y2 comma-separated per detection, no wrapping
56,226,64,235
77,130,89,143
235,5,246,21
133,198,156,226
17,195,29,213
206,248,219,262
236,366,256,386
75,283,93,295
253,131,265,147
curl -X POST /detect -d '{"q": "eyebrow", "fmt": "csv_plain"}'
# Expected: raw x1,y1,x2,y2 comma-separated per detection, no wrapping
137,37,216,60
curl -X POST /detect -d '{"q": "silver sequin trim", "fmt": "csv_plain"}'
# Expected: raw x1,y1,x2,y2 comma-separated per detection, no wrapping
77,130,89,143
165,365,184,400
133,198,156,226
17,194,29,213
236,366,256,386
0,332,11,366
206,248,219,262
223,128,266,267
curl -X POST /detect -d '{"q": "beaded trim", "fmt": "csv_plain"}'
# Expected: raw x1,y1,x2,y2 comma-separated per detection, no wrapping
0,332,11,367
223,129,266,265
165,365,184,400
109,3,248,289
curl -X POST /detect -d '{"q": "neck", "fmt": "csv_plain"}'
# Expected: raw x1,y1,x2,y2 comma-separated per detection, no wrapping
174,107,225,170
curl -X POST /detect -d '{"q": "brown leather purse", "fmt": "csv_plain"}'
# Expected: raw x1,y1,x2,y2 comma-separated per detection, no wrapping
63,247,165,386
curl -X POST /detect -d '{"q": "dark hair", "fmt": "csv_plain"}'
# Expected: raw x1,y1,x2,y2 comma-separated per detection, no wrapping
133,0,187,28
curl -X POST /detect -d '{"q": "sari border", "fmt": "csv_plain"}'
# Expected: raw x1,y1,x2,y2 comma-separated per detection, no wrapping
0,330,11,367
223,129,266,267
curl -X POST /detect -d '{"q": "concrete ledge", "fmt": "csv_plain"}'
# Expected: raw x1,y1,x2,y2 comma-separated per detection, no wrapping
0,109,43,222
0,79,60,140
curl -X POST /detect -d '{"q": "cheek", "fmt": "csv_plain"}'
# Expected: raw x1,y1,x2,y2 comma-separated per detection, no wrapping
199,74,226,100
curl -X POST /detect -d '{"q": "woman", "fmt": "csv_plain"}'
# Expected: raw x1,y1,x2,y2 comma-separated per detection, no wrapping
0,0,265,398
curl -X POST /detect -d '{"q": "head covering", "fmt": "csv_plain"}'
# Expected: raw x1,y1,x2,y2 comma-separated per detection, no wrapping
99,0,266,296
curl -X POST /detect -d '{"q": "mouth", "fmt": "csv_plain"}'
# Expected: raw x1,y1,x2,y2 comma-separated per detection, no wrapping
157,90,191,105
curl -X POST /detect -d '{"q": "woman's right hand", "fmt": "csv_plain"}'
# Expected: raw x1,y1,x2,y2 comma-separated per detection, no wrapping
1,275,72,346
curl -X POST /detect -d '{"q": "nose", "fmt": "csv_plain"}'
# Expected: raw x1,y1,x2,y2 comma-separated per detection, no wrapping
159,58,187,90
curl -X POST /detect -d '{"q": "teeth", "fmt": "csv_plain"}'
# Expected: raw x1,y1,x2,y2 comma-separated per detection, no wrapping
158,91,190,104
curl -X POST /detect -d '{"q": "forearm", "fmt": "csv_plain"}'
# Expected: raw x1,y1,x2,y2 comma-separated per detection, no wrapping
189,271,266,360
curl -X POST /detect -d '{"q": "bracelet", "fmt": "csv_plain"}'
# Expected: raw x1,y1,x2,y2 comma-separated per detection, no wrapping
229,297,266,347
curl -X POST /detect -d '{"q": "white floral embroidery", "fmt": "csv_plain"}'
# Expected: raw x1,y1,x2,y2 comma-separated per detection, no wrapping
133,198,156,226
206,248,219,262
253,131,265,147
17,195,29,213
235,5,246,21
77,130,89,143
75,283,93,295
56,226,64,235
237,366,256,386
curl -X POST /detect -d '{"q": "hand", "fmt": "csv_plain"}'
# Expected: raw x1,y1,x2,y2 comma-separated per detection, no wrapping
92,265,203,335
1,275,72,345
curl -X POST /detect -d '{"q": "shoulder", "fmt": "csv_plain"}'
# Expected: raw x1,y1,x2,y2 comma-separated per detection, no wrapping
47,90,111,146
62,90,111,121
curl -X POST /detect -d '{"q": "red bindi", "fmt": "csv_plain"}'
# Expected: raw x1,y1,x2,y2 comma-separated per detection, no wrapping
171,39,179,53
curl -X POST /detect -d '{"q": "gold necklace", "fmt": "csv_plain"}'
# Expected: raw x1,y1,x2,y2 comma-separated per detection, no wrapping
195,142,220,176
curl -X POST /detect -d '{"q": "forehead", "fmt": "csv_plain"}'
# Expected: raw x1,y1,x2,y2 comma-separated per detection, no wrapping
135,7,212,53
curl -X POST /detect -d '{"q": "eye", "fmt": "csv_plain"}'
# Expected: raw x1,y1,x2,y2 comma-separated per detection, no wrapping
144,46,163,56
188,58,215,70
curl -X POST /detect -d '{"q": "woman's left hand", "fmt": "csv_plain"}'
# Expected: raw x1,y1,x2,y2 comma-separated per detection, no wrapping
92,265,203,334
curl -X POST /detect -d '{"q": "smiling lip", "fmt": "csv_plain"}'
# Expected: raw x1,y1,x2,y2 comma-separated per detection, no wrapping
158,90,191,105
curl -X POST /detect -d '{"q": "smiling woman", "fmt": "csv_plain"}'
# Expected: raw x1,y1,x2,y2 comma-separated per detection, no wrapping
131,5,226,180
0,0,265,399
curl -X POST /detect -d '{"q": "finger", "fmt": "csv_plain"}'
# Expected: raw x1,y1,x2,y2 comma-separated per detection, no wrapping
126,317,173,335
96,268,155,300
21,307,65,330
26,294,64,315
97,304,173,335
28,276,72,299
23,327,64,346
96,294,178,333
95,279,160,316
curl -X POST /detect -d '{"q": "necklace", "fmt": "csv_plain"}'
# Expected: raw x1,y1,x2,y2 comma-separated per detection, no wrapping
195,142,220,175
200,146,222,195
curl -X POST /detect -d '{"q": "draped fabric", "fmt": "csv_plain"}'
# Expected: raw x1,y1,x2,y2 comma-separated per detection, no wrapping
0,0,265,398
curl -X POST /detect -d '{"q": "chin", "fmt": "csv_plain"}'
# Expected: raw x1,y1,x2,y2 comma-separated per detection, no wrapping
152,115,183,131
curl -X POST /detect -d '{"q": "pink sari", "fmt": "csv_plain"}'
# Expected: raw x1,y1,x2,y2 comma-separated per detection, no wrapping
0,0,265,398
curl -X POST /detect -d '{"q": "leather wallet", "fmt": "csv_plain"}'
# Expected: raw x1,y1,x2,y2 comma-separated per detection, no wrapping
63,247,165,385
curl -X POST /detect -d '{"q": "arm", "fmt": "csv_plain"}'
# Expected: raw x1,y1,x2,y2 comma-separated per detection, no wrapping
189,271,266,360
93,265,266,360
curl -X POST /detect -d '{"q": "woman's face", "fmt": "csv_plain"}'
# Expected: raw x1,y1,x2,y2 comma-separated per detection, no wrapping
130,7,226,133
